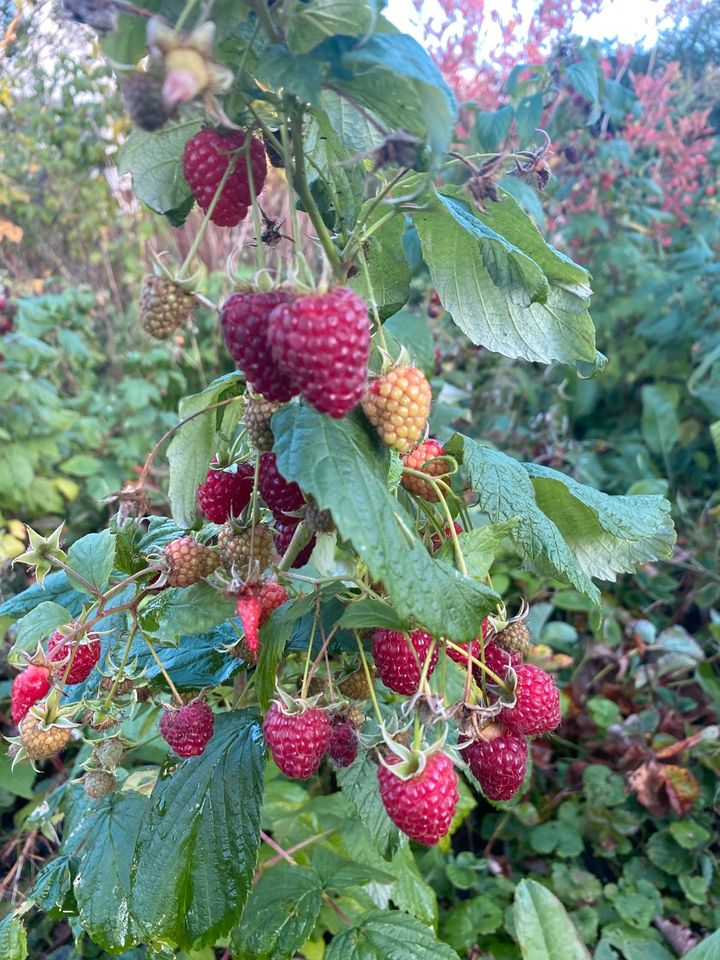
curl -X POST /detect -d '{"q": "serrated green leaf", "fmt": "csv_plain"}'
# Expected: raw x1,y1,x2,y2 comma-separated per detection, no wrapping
273,407,497,641
73,791,147,953
513,879,591,960
0,572,84,632
117,118,204,214
286,0,379,54
233,863,323,960
349,203,410,320
29,855,73,912
143,582,235,646
167,374,244,528
440,895,503,951
337,598,406,631
0,912,28,960
67,529,116,594
641,384,679,457
325,909,458,960
435,520,519,580
130,711,264,950
127,619,243,690
336,752,404,860
305,100,366,234
566,60,601,103
256,596,311,710
13,600,72,656
387,845,437,925
311,847,394,890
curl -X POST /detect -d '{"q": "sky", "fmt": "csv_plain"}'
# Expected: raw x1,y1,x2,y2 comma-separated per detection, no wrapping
385,0,666,45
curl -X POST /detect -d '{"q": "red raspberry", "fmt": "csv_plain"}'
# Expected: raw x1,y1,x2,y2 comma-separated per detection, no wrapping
197,462,254,523
164,536,219,587
500,664,561,736
447,618,495,668
183,129,267,227
327,720,358,767
11,665,51,724
236,592,263,660
401,439,448,501
268,288,370,418
159,701,215,758
362,365,432,452
263,701,331,779
377,751,458,845
463,724,528,801
430,521,463,552
371,628,439,695
273,522,316,567
220,291,296,402
472,640,521,686
48,629,101,685
258,452,305,520
258,581,288,619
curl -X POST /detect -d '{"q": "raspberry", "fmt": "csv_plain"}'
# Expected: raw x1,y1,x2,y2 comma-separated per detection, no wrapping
236,593,263,660
500,664,561,736
11,666,50,724
121,71,172,131
496,619,532,656
345,705,366,729
258,581,288,619
268,288,370,418
183,129,267,227
19,710,72,761
371,628,439,695
221,291,296,402
197,462,254,523
139,275,195,339
164,536,219,587
401,439,448,501
338,668,374,701
263,701,331,779
244,396,279,451
328,721,358,767
273,522,316,567
377,751,458,845
362,365,431,452
94,737,124,769
159,701,215,757
84,769,117,799
430,520,463,553
305,498,334,534
463,724,528,802
218,523,273,579
48,629,102,685
258,453,305,520
472,639,521,687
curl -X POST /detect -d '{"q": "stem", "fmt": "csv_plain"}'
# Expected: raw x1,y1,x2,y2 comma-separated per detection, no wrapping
248,0,280,42
445,638,508,690
276,521,312,572
289,109,344,280
299,600,320,699
404,469,467,576
306,624,339,691
354,630,383,724
52,558,102,599
355,240,389,353
178,155,239,279
102,622,138,710
143,634,184,704
173,0,199,32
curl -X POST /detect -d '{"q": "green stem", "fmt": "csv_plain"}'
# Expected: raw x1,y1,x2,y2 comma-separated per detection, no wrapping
178,155,239,280
403,469,466,575
445,638,508,690
143,634,183,704
355,240,389,353
354,630,383,724
248,0,280,42
102,622,138,711
277,521,312,572
300,601,320,699
174,0,199,32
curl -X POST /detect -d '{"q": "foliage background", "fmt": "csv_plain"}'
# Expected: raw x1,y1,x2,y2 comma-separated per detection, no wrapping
1,0,719,958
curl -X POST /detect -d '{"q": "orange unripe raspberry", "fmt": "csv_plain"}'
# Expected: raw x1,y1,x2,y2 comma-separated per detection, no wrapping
362,365,431,453
401,439,448,501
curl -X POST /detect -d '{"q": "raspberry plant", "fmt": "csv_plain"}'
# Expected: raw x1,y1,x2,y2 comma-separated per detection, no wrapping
0,1,684,957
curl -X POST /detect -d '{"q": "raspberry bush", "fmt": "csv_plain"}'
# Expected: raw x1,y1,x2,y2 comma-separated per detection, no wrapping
7,0,716,957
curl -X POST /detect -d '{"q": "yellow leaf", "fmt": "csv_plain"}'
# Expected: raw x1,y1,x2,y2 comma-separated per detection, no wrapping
0,220,23,244
54,477,80,501
0,533,27,562
8,519,26,540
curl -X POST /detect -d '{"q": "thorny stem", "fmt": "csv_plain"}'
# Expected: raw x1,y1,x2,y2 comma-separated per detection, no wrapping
102,621,139,711
354,630,383,724
143,634,184,705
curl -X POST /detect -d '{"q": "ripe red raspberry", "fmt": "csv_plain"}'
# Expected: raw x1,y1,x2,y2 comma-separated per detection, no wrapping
273,522,316,567
401,439,448,501
218,523,273,579
463,724,528,801
371,628,439,695
268,288,370,418
48,629,101,685
197,462,254,523
159,701,215,757
362,365,431,452
378,751,458,845
221,291,296,402
472,640,521,686
328,720,358,767
500,664,561,736
236,592,263,660
258,452,305,520
11,665,51,724
430,521,463,552
183,129,267,227
164,536,219,587
263,701,331,779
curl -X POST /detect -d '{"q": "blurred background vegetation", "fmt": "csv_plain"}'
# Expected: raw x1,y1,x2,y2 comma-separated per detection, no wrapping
1,0,719,956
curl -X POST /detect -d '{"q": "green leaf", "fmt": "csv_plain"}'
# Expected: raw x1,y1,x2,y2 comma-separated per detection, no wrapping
566,60,601,103
74,790,147,952
0,572,84,631
336,752,404,860
582,765,628,808
324,909,458,960
304,100,366,234
641,384,679,457
669,820,711,849
61,453,102,477
601,924,675,960
130,711,264,950
273,407,497,641
0,912,27,960
311,847,394,890
0,753,36,800
13,600,72,656
143,582,235,646
412,186,599,369
435,521,519,580
128,619,242,690
117,117,204,214
67,529,116,595
679,874,709,905
286,0,379,54
256,596,310,710
29,855,73,912
513,879,591,960
349,203,410,320
337,598,406,631
440,896,503,951
476,105,514,151
383,309,435,376
388,845,437,926
233,863,323,960
684,930,720,959
167,373,244,528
